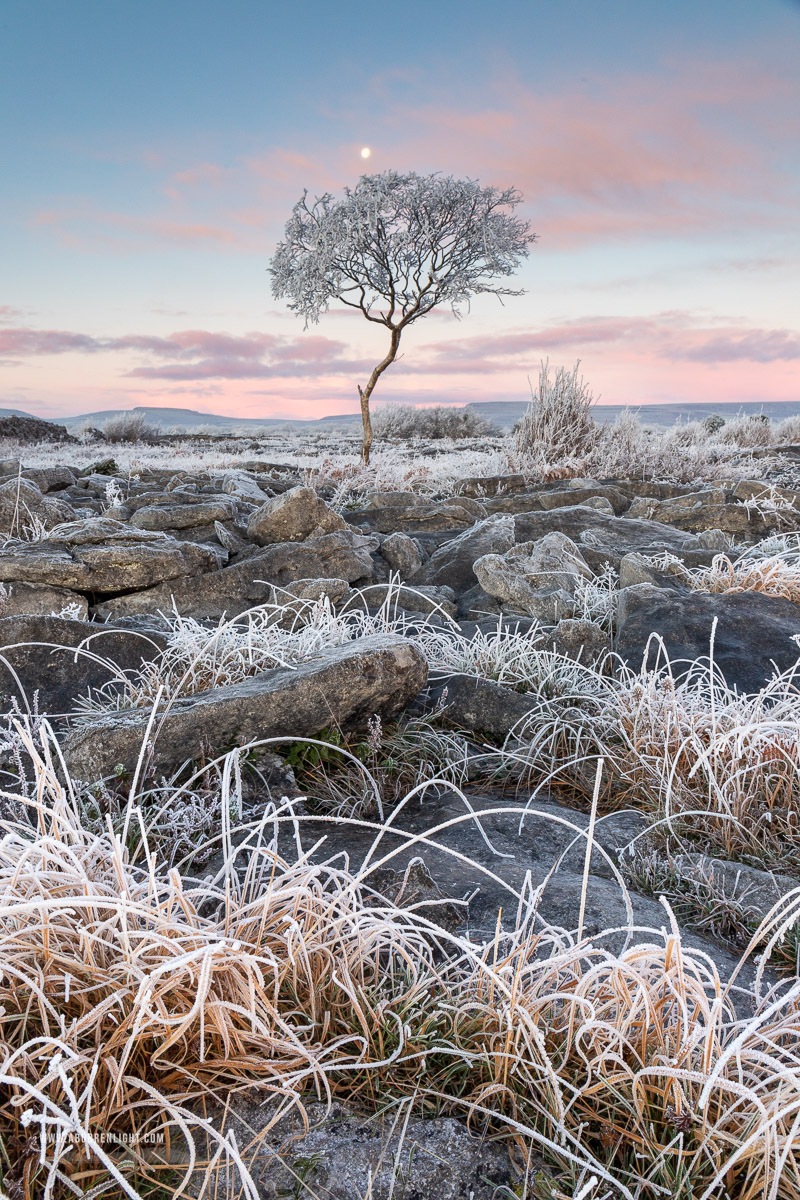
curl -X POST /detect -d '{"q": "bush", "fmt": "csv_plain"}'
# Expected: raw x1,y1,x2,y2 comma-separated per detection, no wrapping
372,403,498,440
513,359,600,461
776,414,800,444
716,413,775,448
100,410,161,443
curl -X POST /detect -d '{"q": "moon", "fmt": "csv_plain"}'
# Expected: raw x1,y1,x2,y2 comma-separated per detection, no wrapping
360,146,372,159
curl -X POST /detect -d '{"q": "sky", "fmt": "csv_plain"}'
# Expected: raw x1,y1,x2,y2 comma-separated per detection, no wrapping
1,0,799,422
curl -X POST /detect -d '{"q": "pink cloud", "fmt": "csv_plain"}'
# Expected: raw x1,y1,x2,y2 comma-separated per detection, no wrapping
31,205,261,251
373,58,800,246
0,323,369,381
670,330,800,363
0,328,108,356
411,314,800,373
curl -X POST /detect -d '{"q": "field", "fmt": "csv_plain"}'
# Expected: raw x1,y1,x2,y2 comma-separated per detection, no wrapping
4,396,800,1199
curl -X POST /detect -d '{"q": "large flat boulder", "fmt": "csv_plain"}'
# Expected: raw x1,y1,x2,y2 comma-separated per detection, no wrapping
96,531,374,620
0,615,166,715
62,634,427,779
348,499,481,534
512,506,701,569
615,589,800,692
0,518,218,595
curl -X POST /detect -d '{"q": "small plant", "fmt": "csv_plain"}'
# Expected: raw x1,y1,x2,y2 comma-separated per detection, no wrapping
513,360,600,463
101,410,161,443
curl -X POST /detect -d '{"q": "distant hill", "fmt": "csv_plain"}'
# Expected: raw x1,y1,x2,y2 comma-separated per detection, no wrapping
3,399,800,435
54,405,351,431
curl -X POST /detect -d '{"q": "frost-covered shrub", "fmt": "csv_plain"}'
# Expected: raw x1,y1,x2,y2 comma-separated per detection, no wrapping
101,411,161,443
513,360,601,461
716,413,774,448
372,403,498,440
776,414,800,444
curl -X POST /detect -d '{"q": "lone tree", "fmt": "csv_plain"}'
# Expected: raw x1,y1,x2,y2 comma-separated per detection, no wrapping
269,170,536,463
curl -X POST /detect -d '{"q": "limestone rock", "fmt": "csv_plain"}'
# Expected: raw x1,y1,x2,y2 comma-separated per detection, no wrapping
0,615,164,714
413,515,516,592
474,531,592,621
615,588,800,692
0,478,75,535
130,497,238,531
0,581,88,619
380,530,423,576
177,1101,515,1200
247,486,346,545
62,634,428,779
0,518,217,594
95,536,370,621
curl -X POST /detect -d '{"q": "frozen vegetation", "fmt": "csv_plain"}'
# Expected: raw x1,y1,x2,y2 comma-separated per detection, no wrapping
4,382,800,1197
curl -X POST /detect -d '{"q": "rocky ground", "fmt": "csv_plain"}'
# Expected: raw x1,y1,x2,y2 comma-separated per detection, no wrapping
4,437,800,1197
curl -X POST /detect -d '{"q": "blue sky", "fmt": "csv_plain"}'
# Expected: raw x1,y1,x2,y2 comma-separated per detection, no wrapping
1,0,799,420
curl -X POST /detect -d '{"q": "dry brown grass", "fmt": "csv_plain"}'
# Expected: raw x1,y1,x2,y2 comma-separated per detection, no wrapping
2,720,800,1198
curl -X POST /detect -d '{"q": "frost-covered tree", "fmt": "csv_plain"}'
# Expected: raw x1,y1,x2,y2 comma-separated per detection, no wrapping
269,170,536,463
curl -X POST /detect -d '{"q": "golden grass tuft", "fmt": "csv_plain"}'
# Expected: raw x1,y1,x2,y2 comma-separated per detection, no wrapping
3,721,800,1198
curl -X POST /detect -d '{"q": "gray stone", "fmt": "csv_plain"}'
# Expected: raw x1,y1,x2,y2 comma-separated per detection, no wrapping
0,615,164,715
486,482,632,517
696,528,734,551
380,530,423,577
618,551,689,591
213,520,249,553
95,536,370,621
348,501,478,534
0,581,88,619
365,490,422,508
455,473,528,497
670,853,800,927
0,478,75,536
249,530,374,587
615,588,800,692
431,674,537,736
474,532,592,620
512,506,701,570
62,634,428,779
20,466,77,493
615,583,674,629
130,497,238,530
269,577,352,625
627,490,785,535
173,1101,515,1200
547,617,611,663
0,518,218,594
577,494,615,513
354,582,457,618
413,515,516,592
221,471,273,503
247,486,346,545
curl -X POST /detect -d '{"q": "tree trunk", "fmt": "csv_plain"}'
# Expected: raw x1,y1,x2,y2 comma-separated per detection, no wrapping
358,327,402,465
358,384,373,466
